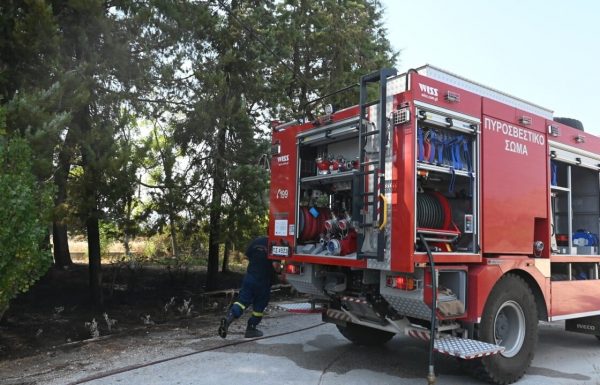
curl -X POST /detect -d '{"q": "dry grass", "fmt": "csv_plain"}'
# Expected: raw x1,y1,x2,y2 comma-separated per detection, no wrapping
68,239,146,254
68,239,148,263
64,237,247,270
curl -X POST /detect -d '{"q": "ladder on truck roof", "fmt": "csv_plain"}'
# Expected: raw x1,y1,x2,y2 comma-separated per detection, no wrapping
353,68,397,261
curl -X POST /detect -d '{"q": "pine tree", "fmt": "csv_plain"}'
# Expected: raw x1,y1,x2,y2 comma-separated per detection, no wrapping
45,0,191,304
179,0,396,289
270,0,397,118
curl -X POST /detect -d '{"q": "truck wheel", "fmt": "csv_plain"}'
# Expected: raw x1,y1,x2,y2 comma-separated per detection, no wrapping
554,117,584,131
336,323,395,346
467,274,538,384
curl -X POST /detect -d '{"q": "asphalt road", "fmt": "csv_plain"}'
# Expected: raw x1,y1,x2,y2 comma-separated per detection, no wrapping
78,312,600,385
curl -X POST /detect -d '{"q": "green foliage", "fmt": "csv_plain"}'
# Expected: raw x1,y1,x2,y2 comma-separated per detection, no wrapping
98,220,119,259
0,133,53,317
0,107,4,136
0,0,60,101
5,85,72,178
0,0,397,295
270,0,397,118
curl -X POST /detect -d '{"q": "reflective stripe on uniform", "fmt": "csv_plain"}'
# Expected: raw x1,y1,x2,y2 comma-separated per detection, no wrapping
251,311,263,317
234,302,246,310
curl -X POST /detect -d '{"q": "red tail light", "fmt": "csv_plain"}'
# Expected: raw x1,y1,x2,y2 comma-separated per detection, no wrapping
285,264,302,275
386,275,416,290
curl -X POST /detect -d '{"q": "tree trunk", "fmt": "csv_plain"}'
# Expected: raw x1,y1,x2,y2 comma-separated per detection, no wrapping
52,132,73,267
206,125,226,290
78,104,102,306
222,239,231,273
87,215,103,306
52,222,71,267
206,207,222,290
123,196,132,257
152,128,178,259
168,209,178,259
124,232,130,257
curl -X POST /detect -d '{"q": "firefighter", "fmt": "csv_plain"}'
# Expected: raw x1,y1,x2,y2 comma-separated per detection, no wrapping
218,236,278,338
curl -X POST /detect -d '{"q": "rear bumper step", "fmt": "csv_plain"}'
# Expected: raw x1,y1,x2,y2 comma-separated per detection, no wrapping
406,328,504,360
273,302,324,314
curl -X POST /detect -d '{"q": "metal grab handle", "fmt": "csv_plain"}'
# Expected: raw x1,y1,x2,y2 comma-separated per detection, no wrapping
378,193,388,230
416,228,459,243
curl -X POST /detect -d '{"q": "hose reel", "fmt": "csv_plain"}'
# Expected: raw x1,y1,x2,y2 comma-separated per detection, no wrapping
417,192,452,230
298,207,331,242
417,192,459,245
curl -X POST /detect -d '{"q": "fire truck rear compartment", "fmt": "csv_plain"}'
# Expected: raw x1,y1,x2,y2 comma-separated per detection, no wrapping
294,109,479,257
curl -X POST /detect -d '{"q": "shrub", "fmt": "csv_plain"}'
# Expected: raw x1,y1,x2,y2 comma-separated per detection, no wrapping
0,136,53,319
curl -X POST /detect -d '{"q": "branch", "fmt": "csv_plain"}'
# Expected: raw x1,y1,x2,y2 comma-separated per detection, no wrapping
136,97,193,108
138,180,166,189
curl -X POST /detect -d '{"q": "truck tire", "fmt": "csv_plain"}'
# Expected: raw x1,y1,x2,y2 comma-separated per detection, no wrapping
465,274,538,384
336,323,395,346
554,117,584,131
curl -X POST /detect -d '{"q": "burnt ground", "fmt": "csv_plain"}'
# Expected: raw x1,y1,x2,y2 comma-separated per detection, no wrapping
0,263,294,362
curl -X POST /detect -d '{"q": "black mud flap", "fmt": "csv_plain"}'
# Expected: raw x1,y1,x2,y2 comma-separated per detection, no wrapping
565,315,600,336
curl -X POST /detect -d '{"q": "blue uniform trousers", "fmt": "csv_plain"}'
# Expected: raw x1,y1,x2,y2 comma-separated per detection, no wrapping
230,275,271,327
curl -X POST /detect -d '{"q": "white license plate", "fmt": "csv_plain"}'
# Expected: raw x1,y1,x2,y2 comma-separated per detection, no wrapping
272,246,289,256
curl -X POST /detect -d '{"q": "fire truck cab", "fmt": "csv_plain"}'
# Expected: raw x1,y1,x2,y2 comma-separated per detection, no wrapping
268,65,600,384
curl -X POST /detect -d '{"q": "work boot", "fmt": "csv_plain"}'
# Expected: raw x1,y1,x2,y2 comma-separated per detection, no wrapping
244,324,263,338
218,314,234,339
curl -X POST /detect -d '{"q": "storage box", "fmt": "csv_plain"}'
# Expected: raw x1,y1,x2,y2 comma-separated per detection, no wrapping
576,246,598,255
558,246,577,255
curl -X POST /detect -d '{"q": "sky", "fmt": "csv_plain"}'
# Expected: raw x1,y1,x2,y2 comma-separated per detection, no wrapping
381,0,600,135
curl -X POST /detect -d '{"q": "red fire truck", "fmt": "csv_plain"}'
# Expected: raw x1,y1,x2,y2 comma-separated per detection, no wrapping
268,65,600,384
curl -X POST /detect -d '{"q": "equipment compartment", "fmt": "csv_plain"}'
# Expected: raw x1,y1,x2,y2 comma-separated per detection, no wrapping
295,121,361,257
550,159,600,255
415,110,479,254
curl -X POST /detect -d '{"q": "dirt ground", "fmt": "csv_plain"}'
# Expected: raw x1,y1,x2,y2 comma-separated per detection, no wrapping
0,263,295,369
0,305,302,385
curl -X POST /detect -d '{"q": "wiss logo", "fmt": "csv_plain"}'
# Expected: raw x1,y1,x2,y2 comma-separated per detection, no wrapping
277,154,290,165
419,83,439,98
